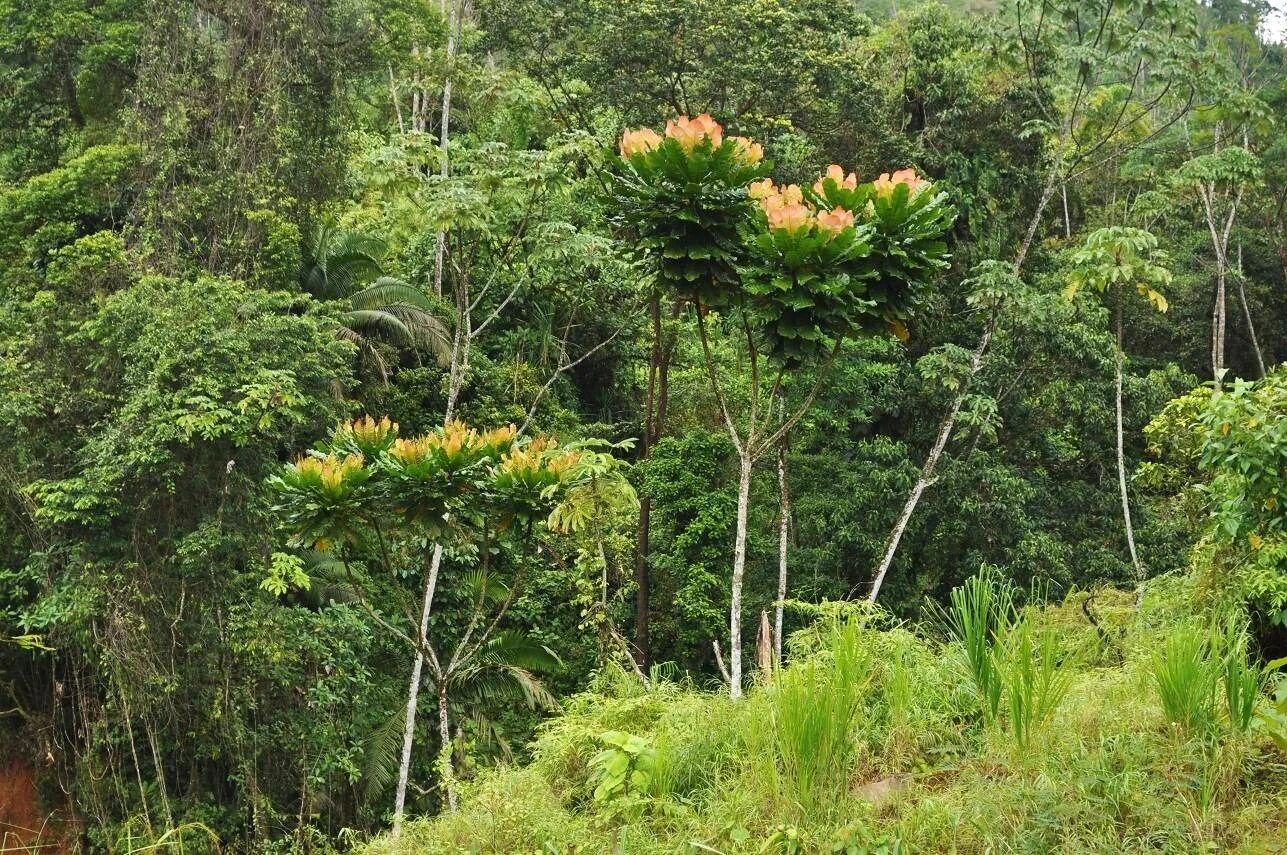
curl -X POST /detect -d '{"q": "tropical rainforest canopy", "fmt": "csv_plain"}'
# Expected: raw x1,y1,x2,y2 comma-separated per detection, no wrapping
1,0,1285,851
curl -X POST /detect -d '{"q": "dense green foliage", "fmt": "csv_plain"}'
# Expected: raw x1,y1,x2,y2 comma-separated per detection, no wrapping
375,581,1286,853
0,0,1284,850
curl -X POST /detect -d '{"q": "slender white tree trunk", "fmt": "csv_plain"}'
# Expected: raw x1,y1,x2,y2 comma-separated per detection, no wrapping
1235,244,1266,377
774,437,789,664
392,543,445,835
1114,288,1144,582
1199,178,1242,386
388,63,405,133
410,44,423,133
729,452,753,699
867,153,1062,602
433,0,458,297
868,399,959,603
1061,182,1071,238
436,679,458,811
1211,253,1225,382
392,313,469,834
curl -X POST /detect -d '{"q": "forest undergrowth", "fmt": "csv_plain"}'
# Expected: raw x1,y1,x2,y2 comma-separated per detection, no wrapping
369,574,1287,854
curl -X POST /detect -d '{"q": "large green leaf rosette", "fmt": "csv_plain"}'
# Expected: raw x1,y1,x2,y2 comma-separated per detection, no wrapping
611,115,771,306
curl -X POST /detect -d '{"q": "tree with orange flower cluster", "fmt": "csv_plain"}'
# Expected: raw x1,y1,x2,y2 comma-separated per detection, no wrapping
611,114,954,697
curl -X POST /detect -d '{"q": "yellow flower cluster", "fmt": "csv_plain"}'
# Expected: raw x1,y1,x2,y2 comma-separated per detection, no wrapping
498,437,580,480
728,135,764,165
872,168,929,196
618,114,762,164
752,177,853,238
387,421,519,466
389,435,434,465
479,424,518,450
499,437,555,475
345,414,398,446
390,421,457,463
545,450,581,479
295,453,365,491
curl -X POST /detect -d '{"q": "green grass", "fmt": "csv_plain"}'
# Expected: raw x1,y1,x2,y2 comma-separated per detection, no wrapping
768,618,872,811
1152,629,1220,737
361,577,1287,854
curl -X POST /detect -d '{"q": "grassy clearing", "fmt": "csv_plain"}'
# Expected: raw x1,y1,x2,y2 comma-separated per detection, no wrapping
365,577,1287,854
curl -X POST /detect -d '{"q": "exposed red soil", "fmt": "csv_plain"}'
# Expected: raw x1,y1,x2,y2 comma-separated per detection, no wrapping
0,760,71,854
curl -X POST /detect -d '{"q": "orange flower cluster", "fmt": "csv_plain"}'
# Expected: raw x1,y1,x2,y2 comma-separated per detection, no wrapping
872,168,929,196
618,114,763,164
753,178,853,238
665,113,723,150
619,127,662,157
813,164,858,195
816,207,855,234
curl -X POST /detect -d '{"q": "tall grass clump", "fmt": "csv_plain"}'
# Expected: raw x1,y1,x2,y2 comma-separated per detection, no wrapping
1151,629,1219,737
940,566,1015,725
1215,617,1260,734
770,618,872,809
999,617,1076,750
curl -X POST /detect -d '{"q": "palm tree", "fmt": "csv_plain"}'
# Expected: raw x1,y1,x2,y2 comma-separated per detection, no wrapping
445,629,562,758
299,224,451,377
358,626,560,810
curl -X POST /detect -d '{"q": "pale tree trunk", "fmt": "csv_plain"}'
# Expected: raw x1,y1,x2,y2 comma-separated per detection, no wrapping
410,45,421,133
392,544,444,834
1062,182,1071,237
433,0,459,297
392,308,469,835
436,680,458,812
867,147,1063,603
1199,174,1244,386
774,399,789,664
1114,287,1144,582
729,452,753,699
389,63,405,134
1234,244,1266,377
1212,253,1227,382
868,393,963,603
694,310,838,698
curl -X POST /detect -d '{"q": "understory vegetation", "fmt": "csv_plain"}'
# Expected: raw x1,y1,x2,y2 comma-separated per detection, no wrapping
378,578,1287,854
1,0,1285,851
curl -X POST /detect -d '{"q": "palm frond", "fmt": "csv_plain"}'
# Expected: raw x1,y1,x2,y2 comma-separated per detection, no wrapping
342,309,415,344
457,568,511,609
337,324,393,382
359,706,408,805
348,278,453,364
299,225,386,299
354,277,436,309
454,664,560,711
476,630,564,673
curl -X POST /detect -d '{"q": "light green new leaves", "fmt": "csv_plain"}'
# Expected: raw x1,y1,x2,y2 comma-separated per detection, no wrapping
1065,226,1171,313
